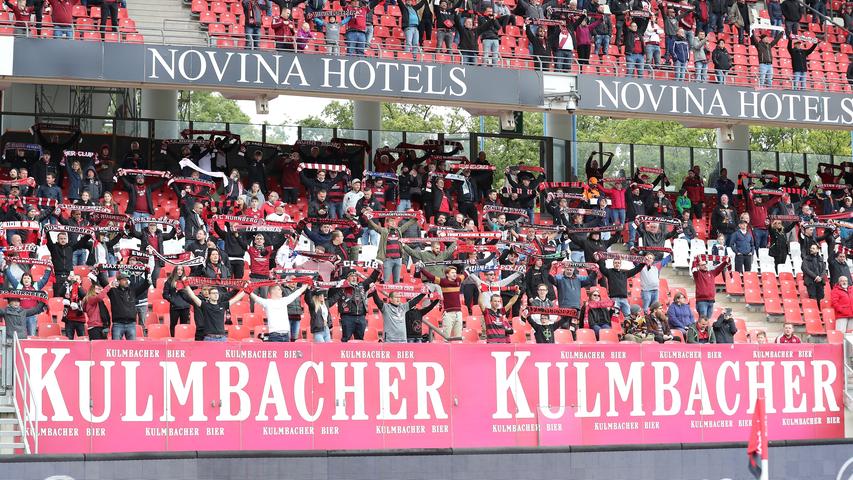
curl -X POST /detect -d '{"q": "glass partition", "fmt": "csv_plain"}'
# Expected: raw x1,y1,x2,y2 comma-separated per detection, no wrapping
265,125,298,144
191,121,227,132
379,131,404,148
406,132,440,144
806,154,830,182
600,143,631,179
663,146,691,189
779,152,804,173
337,128,369,142
301,127,334,141
553,139,567,181
750,151,777,174
230,122,263,142
575,141,598,181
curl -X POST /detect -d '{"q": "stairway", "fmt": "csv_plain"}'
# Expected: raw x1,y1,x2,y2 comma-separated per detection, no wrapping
125,0,209,46
660,266,785,341
0,402,26,455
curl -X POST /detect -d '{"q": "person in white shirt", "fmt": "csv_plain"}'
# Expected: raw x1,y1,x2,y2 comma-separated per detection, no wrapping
265,203,292,222
249,283,309,342
643,15,664,69
555,24,575,72
342,178,364,213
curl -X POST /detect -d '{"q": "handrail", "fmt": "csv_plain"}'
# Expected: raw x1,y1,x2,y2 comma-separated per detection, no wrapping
422,319,463,343
12,333,38,454
844,333,853,409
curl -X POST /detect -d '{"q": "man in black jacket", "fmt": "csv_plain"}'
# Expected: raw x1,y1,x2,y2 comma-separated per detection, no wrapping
789,39,819,90
454,13,480,65
712,310,738,343
711,38,731,83
781,0,804,35
47,230,92,296
121,172,168,233
328,269,381,341
455,169,480,226
104,272,150,340
131,223,179,285
802,243,827,302
526,24,553,71
596,256,644,317
608,0,630,46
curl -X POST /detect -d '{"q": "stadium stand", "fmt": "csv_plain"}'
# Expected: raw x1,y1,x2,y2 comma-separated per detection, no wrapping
0,122,848,346
2,0,853,90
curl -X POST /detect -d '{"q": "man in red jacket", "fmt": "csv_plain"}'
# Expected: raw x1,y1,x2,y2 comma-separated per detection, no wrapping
740,175,781,250
692,256,730,319
599,180,627,227
830,276,853,333
48,0,74,38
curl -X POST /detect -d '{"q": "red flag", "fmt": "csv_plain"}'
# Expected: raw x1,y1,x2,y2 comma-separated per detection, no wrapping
747,395,768,480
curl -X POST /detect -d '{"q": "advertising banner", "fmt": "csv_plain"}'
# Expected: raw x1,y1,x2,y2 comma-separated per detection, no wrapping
6,39,545,108
576,75,853,129
15,341,844,454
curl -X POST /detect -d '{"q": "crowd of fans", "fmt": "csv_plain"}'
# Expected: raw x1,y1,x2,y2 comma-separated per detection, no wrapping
0,124,849,346
235,0,851,86
4,0,853,86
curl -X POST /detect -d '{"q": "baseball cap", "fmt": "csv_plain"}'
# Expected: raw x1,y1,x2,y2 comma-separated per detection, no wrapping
117,272,129,280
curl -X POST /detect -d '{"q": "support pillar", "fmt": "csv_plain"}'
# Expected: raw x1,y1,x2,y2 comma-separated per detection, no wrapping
544,111,574,181
141,89,179,140
353,100,381,162
0,84,36,132
717,124,750,176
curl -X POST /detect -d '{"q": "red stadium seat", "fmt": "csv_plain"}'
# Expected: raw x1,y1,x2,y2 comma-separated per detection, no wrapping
147,324,171,339
554,329,574,344
782,299,804,325
174,324,196,341
38,323,62,338
226,324,250,341
362,327,380,342
575,328,596,344
821,308,836,331
598,329,619,344
826,329,844,343
805,317,825,336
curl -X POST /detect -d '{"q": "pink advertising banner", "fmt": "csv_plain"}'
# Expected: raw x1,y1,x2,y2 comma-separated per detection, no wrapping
14,340,845,454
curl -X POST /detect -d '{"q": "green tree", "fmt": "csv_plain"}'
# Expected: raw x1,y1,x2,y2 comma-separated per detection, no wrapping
186,91,252,124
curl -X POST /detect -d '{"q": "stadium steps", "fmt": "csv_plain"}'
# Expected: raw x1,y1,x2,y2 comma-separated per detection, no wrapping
0,404,26,454
659,265,784,341
126,0,209,46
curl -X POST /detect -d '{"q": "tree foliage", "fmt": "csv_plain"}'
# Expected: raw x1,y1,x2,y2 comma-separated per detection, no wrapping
187,91,251,124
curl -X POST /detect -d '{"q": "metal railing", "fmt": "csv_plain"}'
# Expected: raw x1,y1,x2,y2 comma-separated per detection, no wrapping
844,333,853,410
12,334,38,454
2,18,852,93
